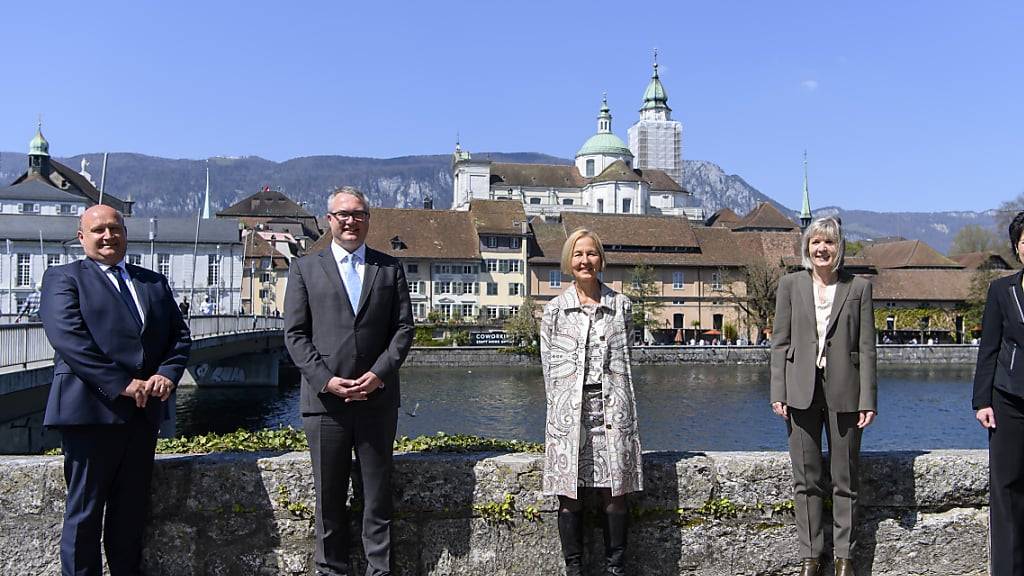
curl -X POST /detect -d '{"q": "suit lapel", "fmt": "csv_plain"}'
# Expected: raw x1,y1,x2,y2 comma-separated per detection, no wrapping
795,272,814,336
1008,271,1024,324
825,274,853,336
355,249,381,321
318,249,354,316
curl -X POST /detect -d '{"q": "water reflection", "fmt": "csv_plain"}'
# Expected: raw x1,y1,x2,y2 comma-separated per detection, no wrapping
174,365,983,451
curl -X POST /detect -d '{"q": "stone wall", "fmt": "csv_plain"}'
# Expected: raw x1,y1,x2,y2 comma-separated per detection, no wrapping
405,345,980,367
0,450,989,575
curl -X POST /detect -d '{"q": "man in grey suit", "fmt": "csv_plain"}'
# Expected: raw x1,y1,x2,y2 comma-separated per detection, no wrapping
284,186,414,576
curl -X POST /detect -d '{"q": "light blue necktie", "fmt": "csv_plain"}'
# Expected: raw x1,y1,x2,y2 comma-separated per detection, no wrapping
343,255,362,313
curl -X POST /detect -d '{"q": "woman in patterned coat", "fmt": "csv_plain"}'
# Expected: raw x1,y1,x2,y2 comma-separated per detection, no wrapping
541,228,643,576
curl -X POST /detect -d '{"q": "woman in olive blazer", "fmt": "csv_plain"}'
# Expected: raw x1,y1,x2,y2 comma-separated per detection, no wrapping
770,216,877,576
973,211,1024,576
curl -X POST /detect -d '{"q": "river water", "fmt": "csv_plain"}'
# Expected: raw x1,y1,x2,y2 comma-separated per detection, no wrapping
175,365,984,451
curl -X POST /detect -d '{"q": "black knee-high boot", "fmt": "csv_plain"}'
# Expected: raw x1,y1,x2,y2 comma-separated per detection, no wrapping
603,510,628,576
557,510,584,576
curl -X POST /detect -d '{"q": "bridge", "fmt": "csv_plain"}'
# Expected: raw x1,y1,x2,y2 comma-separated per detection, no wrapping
0,316,286,453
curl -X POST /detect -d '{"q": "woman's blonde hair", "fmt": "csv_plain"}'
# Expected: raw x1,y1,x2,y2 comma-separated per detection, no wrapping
800,216,845,273
561,228,606,275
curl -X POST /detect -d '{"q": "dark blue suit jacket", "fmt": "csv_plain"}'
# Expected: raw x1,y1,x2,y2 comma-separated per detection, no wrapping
974,270,1024,409
40,258,192,426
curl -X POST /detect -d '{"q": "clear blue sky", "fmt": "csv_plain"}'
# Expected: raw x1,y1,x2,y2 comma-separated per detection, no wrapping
2,1,1021,212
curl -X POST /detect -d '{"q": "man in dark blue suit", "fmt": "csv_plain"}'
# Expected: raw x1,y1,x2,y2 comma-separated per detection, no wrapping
39,205,191,576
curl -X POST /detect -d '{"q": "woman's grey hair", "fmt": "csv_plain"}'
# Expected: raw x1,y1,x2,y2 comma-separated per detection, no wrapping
800,216,845,272
327,186,370,212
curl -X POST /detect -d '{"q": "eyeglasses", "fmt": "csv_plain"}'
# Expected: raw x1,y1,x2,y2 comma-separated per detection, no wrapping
329,210,370,222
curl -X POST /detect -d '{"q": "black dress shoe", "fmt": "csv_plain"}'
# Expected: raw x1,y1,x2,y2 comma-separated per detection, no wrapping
835,557,855,576
799,558,823,576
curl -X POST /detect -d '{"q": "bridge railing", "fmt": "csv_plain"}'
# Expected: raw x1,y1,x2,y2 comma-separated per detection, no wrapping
0,316,284,370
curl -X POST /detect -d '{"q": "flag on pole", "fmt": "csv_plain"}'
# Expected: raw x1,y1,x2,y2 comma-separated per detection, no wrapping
202,160,211,219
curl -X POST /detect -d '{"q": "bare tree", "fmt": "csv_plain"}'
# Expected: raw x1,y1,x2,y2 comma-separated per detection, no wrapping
624,264,664,341
718,257,786,340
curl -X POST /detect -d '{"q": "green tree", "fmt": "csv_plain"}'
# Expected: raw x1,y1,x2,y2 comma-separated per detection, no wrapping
503,295,539,347
964,268,1000,332
948,224,1000,256
624,265,665,339
846,240,865,256
722,322,738,342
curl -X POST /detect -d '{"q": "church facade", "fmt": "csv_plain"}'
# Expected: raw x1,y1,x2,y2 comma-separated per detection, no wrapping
451,60,702,222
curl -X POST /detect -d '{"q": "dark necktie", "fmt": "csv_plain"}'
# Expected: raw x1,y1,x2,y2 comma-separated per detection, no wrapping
112,266,143,330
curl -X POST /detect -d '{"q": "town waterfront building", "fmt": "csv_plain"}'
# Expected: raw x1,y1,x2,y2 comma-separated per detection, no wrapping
0,128,243,319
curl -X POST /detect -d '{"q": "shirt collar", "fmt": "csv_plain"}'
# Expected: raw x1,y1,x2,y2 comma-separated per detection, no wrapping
563,281,615,312
331,241,366,264
94,259,127,274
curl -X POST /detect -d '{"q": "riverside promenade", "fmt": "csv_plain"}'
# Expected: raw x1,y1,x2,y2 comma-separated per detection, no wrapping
0,449,988,575
405,344,980,367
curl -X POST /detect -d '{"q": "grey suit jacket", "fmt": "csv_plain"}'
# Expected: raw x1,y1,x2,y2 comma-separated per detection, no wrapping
284,244,414,414
770,270,877,412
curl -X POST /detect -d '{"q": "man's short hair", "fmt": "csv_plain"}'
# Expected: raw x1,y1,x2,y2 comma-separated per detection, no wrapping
328,186,370,212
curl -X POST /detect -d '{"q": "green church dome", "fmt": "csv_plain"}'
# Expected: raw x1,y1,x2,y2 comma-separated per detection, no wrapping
29,127,49,157
641,62,671,112
576,133,632,158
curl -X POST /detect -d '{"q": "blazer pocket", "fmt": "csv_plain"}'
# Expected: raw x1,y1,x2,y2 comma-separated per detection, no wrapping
998,340,1018,373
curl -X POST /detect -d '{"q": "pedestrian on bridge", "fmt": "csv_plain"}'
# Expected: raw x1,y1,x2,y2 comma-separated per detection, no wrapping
39,204,191,576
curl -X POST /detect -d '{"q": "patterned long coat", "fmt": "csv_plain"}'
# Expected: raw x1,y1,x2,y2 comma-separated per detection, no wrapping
540,283,643,498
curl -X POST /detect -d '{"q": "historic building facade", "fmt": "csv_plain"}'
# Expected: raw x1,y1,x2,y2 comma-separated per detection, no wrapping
451,60,701,222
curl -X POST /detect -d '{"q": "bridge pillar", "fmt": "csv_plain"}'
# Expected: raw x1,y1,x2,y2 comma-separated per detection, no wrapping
181,351,281,387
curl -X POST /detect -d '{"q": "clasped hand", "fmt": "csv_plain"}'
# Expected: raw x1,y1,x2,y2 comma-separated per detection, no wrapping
325,372,383,402
120,375,176,408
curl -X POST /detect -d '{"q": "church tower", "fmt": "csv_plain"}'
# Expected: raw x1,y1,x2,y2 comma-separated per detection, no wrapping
628,51,683,185
800,151,812,231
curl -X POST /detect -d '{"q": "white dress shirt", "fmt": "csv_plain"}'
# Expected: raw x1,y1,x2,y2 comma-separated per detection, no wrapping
97,260,146,324
331,241,366,291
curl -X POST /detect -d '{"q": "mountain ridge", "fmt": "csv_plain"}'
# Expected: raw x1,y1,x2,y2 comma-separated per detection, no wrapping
0,150,993,252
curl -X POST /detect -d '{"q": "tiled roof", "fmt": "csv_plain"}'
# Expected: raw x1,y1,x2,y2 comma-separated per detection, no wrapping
705,207,741,228
469,199,527,234
6,160,130,213
0,215,241,244
217,188,315,219
869,269,981,301
860,239,962,269
951,251,1016,270
0,177,87,202
591,160,644,184
490,163,587,188
304,208,481,260
638,168,684,193
561,212,699,249
734,203,798,231
242,232,290,269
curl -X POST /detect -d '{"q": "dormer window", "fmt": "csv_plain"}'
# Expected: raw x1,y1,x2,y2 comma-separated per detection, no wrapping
586,159,595,177
390,236,407,250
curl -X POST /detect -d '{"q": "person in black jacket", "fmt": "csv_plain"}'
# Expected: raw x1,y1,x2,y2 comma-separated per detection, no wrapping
973,210,1024,576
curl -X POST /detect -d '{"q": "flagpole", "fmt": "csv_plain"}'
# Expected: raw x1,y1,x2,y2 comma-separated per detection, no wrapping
98,153,108,205
188,160,206,318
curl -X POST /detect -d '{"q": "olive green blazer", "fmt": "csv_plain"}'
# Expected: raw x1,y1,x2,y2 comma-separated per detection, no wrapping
770,270,877,412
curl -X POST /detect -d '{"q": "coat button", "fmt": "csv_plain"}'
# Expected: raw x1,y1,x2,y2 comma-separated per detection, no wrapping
826,341,832,347
605,424,612,430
